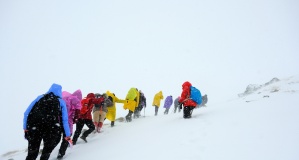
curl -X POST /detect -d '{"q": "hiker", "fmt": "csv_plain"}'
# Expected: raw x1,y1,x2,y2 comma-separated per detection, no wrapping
23,83,71,160
92,93,112,133
57,89,82,159
173,96,181,113
105,91,125,127
133,90,146,118
200,94,208,107
178,81,197,118
152,91,164,116
72,93,104,144
123,87,139,122
163,95,173,115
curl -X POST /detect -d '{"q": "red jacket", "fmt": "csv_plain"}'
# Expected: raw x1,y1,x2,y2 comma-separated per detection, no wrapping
179,81,197,107
79,93,104,120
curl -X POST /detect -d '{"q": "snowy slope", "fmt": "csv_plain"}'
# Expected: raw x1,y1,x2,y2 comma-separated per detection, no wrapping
2,76,299,160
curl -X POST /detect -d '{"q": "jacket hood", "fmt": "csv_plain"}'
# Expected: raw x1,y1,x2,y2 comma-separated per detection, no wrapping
182,81,192,88
62,91,72,98
73,89,82,100
86,93,95,99
47,83,62,98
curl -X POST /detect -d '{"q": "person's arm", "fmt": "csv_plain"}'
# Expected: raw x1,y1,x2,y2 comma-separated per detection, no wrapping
60,99,71,137
23,95,42,130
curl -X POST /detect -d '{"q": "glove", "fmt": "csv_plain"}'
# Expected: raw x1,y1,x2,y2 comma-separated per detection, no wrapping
65,137,73,145
24,130,29,140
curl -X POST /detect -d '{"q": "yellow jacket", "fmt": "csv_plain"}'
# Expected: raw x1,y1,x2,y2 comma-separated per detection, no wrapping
152,91,164,107
105,91,125,121
123,88,140,112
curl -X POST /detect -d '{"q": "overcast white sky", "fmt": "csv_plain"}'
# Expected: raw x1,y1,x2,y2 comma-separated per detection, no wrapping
0,0,299,155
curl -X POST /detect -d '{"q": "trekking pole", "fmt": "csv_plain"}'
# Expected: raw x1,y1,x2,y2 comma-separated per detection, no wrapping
144,106,145,117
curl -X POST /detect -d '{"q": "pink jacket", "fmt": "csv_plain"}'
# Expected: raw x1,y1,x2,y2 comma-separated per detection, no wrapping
62,89,82,133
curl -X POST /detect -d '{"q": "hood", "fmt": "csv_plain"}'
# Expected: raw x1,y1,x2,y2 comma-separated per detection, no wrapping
47,83,62,98
73,89,82,100
182,81,192,88
86,93,95,99
62,91,72,98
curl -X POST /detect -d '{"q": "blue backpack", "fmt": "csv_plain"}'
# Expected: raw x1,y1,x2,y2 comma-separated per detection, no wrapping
190,86,202,105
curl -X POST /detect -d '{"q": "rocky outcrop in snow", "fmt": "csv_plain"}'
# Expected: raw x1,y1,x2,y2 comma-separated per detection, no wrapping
238,78,280,97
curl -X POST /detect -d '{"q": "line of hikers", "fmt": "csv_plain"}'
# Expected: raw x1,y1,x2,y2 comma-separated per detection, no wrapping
23,81,207,160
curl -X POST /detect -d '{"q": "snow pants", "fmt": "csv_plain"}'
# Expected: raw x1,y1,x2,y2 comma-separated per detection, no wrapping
183,106,194,118
58,132,70,158
164,108,170,114
154,106,159,116
25,124,62,160
72,119,95,144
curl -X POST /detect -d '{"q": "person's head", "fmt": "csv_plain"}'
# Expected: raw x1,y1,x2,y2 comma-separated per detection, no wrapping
87,93,95,99
102,93,107,98
94,93,101,98
182,81,192,89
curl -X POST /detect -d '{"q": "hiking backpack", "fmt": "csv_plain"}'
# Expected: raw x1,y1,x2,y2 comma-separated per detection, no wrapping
27,92,62,128
105,96,113,107
190,86,202,105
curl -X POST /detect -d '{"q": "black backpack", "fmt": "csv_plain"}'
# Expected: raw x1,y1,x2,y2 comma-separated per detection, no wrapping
27,92,62,129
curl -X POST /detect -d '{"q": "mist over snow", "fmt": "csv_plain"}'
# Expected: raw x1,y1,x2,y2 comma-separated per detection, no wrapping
0,0,299,160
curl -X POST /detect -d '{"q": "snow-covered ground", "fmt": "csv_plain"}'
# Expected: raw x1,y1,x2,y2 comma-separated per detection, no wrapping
1,0,299,159
2,76,299,160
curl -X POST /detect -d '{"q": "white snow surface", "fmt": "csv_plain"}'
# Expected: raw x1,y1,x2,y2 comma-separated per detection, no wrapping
2,76,299,160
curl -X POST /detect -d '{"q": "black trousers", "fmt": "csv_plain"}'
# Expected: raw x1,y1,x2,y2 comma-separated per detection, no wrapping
58,132,69,157
26,124,62,160
126,110,133,122
72,119,95,143
183,106,194,118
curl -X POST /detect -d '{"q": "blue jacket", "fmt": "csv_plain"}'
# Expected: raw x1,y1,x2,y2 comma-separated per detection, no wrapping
23,83,71,137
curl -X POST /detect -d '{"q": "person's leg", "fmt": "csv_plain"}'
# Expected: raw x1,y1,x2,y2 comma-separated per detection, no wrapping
93,111,100,132
111,121,115,127
188,107,194,118
72,119,84,144
40,127,61,160
25,130,42,160
155,106,158,116
97,111,107,132
57,133,68,159
183,107,189,118
81,119,95,138
133,109,138,119
166,108,169,114
126,110,133,122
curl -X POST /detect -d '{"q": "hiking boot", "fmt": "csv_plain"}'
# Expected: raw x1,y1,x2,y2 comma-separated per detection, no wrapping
125,115,132,122
80,136,87,143
57,153,63,159
111,121,114,127
126,117,131,122
97,127,101,133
